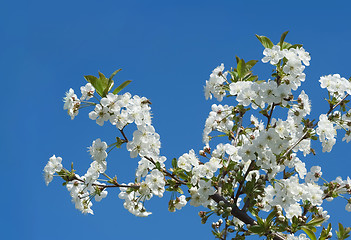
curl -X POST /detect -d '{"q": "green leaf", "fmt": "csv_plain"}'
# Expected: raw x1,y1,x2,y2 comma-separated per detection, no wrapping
104,80,114,97
288,44,303,49
336,223,351,240
249,225,264,234
302,226,317,240
97,71,114,96
235,56,240,64
84,75,105,97
113,80,132,94
306,217,325,227
155,162,161,170
246,75,258,82
176,188,184,194
237,59,246,79
256,216,264,225
246,60,258,70
177,172,188,180
279,31,289,49
255,34,274,49
319,223,332,240
109,68,122,81
281,42,292,49
266,210,276,224
172,158,177,169
84,72,112,97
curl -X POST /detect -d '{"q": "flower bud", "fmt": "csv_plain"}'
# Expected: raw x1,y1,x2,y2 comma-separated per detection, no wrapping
275,205,282,212
198,211,206,218
204,146,211,154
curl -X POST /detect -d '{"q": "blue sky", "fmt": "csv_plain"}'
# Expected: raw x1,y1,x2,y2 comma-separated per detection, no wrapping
1,0,351,239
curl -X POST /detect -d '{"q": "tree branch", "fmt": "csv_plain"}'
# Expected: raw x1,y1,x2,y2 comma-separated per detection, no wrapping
234,160,255,204
210,193,286,240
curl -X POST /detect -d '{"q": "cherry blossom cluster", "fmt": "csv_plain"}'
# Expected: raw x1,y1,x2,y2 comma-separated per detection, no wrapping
43,155,63,186
45,33,351,240
89,92,152,128
197,37,350,237
319,74,351,100
323,176,351,212
260,175,324,220
44,138,109,214
203,104,234,144
204,63,227,102
316,114,337,152
47,78,169,216
204,45,310,110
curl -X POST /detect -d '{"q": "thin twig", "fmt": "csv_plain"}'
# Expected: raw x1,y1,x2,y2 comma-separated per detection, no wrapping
144,156,187,185
119,128,129,142
234,160,255,204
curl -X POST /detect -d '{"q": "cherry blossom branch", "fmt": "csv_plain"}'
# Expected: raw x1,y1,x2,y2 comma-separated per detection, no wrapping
266,103,277,130
210,193,285,240
223,216,229,240
219,112,244,195
119,128,129,142
144,156,187,185
72,174,139,189
280,93,350,161
234,160,255,204
233,114,244,146
326,93,349,115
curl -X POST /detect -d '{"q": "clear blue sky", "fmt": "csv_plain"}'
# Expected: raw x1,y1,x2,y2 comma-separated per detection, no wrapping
1,0,351,239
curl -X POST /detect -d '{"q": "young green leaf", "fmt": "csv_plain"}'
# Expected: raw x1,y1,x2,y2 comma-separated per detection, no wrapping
84,75,105,97
246,60,258,70
302,226,317,240
109,68,122,81
237,59,246,79
255,34,274,49
306,217,325,227
279,31,289,49
249,225,264,235
172,158,177,169
235,56,241,64
113,80,132,95
288,44,303,49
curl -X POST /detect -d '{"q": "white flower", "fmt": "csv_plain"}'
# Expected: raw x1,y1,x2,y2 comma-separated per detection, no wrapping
197,179,215,197
174,195,187,210
145,169,165,197
63,88,81,119
262,45,284,65
43,155,63,185
305,166,322,183
89,138,108,161
101,93,120,113
80,83,95,100
316,114,336,152
285,203,302,220
296,47,311,66
204,64,227,101
94,187,108,202
345,202,351,212
89,104,110,126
